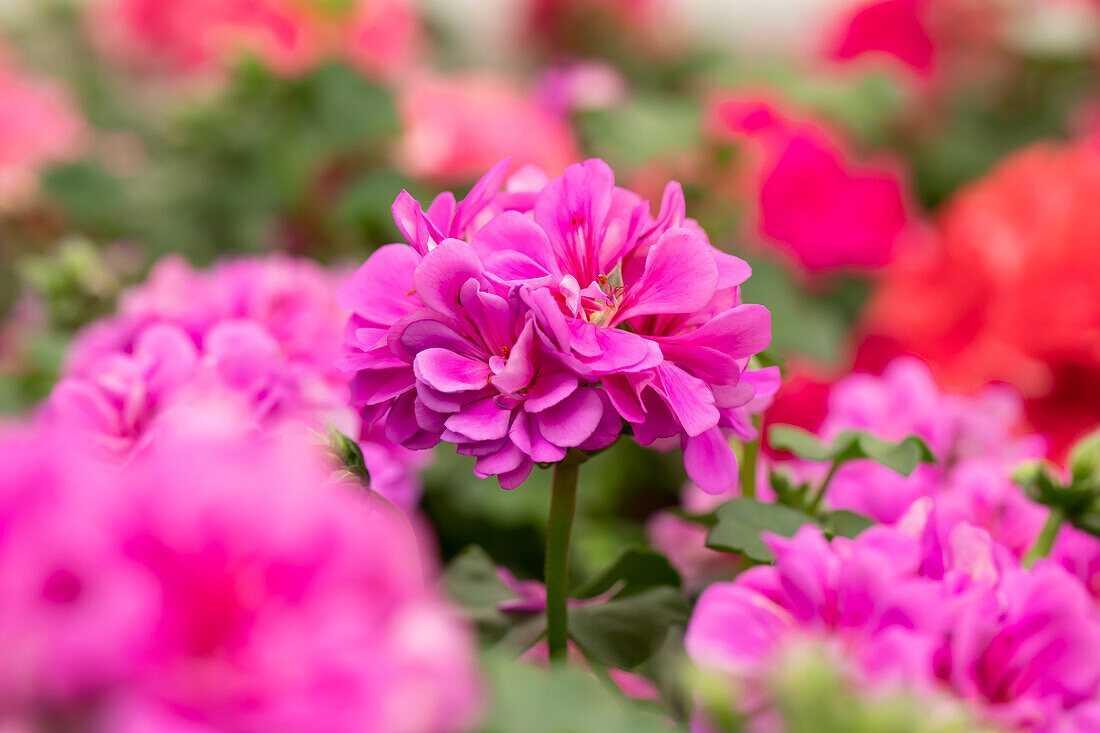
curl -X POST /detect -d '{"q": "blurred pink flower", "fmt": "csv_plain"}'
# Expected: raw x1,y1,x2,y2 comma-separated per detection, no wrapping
89,0,419,79
59,255,425,509
535,61,628,118
708,94,913,273
397,75,579,183
0,50,84,208
0,421,480,732
687,505,1100,732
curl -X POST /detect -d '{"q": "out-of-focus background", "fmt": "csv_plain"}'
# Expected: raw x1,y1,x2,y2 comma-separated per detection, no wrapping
3,0,1100,581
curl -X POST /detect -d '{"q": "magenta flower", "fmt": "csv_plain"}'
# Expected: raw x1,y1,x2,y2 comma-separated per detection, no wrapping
344,238,620,488
340,158,773,492
708,94,911,273
471,159,772,489
0,420,481,733
48,324,200,456
687,502,1100,732
59,255,424,508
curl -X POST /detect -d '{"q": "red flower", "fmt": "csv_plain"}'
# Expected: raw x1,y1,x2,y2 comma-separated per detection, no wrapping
867,141,1100,455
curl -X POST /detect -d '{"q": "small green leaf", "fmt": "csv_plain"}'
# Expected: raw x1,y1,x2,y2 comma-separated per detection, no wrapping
769,426,833,462
569,587,689,670
443,546,516,610
1069,429,1100,484
573,546,681,600
823,510,875,539
769,426,935,477
442,546,533,647
846,432,935,477
705,497,816,562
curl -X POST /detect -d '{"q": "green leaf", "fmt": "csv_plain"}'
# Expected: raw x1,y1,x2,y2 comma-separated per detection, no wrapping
1069,429,1100,484
443,546,535,647
823,510,875,539
769,426,936,477
569,586,689,670
573,546,681,600
476,653,684,733
705,498,816,562
840,432,935,477
443,546,516,611
769,426,833,462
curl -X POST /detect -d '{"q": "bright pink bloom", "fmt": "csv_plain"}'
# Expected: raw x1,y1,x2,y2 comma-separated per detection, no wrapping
708,95,911,273
89,0,419,79
397,75,579,183
340,159,773,491
827,0,936,77
0,421,480,732
804,359,1043,524
687,505,1100,731
0,50,84,208
60,255,425,508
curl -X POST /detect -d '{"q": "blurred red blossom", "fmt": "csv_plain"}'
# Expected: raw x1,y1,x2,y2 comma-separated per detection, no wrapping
866,141,1100,455
822,0,1004,85
708,94,914,273
89,0,419,79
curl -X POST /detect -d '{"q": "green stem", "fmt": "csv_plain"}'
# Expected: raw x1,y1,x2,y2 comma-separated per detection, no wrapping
740,416,761,499
1024,507,1065,568
546,459,580,662
807,458,841,514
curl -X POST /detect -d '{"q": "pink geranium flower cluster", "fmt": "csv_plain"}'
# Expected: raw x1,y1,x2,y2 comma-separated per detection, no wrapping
52,255,425,508
687,503,1100,732
339,158,774,490
89,0,419,79
783,358,1100,594
0,418,480,733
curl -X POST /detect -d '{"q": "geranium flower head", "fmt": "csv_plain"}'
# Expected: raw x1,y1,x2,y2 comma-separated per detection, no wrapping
340,159,773,491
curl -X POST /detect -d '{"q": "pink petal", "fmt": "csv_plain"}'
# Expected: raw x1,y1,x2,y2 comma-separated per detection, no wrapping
445,397,513,441
682,426,739,495
413,348,490,393
525,371,578,413
655,362,720,437
663,304,772,359
617,228,719,322
498,456,535,490
474,440,527,478
412,239,485,321
337,244,421,322
472,210,555,275
534,387,604,448
509,413,568,463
